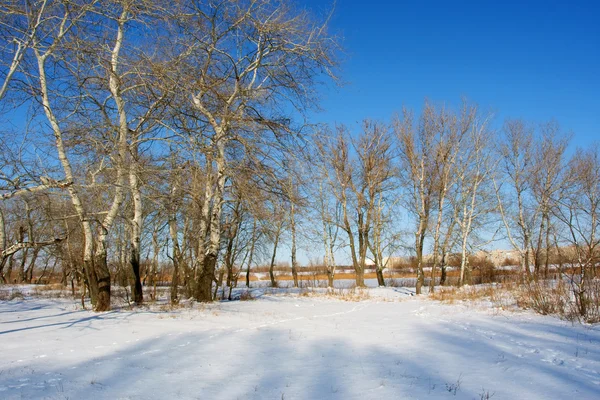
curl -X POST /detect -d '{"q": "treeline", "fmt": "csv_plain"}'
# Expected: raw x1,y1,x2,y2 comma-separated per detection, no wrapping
0,1,598,319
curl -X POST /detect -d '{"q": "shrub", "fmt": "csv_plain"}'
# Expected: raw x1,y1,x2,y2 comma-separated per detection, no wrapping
515,280,569,316
239,290,254,301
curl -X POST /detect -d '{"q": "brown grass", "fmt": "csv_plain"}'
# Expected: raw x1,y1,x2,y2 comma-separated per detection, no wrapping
239,290,254,301
299,287,370,302
428,285,500,304
0,289,25,301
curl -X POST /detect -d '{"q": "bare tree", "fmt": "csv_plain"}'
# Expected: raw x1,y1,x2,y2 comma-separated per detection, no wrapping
494,119,536,282
529,123,570,279
554,145,600,321
428,102,476,291
170,0,338,301
454,117,497,286
394,102,474,294
0,0,52,101
28,1,135,310
266,198,286,288
316,122,393,287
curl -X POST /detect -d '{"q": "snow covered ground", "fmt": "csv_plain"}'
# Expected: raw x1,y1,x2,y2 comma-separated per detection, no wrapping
1,287,599,399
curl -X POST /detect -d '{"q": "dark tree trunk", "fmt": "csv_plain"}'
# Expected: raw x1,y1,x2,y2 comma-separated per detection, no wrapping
440,266,447,286
18,247,29,283
327,268,334,288
0,256,8,283
195,253,217,302
84,257,99,306
355,267,365,287
415,232,425,294
94,244,111,312
544,216,551,279
376,267,385,287
6,255,14,283
439,251,448,286
269,235,279,288
245,221,256,289
290,204,299,288
171,254,179,304
130,250,143,304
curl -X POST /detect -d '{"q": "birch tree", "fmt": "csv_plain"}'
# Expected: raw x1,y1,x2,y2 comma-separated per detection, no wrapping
172,0,338,301
0,0,52,101
555,146,600,321
310,136,341,287
394,103,444,294
427,102,475,291
454,118,496,286
494,119,536,282
529,123,569,279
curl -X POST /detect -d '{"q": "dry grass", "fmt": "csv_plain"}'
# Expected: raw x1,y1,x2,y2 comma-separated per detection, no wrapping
428,285,500,304
0,288,24,300
429,278,600,324
515,279,600,323
239,290,254,301
34,283,66,291
514,280,570,316
299,287,370,302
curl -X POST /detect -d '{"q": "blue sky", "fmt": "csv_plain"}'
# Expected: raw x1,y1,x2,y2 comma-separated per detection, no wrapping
289,0,599,264
305,0,599,147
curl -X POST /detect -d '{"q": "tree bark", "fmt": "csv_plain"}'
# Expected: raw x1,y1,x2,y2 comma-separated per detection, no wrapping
245,220,256,288
94,240,111,312
129,151,143,304
269,230,280,287
290,201,299,288
195,139,227,302
376,267,385,287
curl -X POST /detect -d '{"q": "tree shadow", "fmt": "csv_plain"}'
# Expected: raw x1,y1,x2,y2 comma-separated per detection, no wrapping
0,299,599,399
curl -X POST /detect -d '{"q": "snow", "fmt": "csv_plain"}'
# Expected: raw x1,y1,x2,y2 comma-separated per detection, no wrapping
1,287,599,399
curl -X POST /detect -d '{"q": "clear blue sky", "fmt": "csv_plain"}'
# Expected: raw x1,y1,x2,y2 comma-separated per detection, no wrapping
289,0,599,265
305,0,599,147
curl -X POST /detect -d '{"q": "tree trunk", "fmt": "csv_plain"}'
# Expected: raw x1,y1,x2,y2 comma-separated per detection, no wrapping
355,268,365,287
195,140,227,302
169,211,181,304
171,254,179,304
18,247,29,283
544,215,551,278
130,247,143,304
327,267,334,288
290,202,299,288
94,241,111,312
245,220,257,289
196,253,216,302
0,256,8,284
269,231,280,287
533,213,545,280
523,246,532,281
429,194,447,292
440,251,448,286
415,230,426,294
376,267,385,287
459,255,467,287
25,247,40,283
6,254,14,283
129,155,144,304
